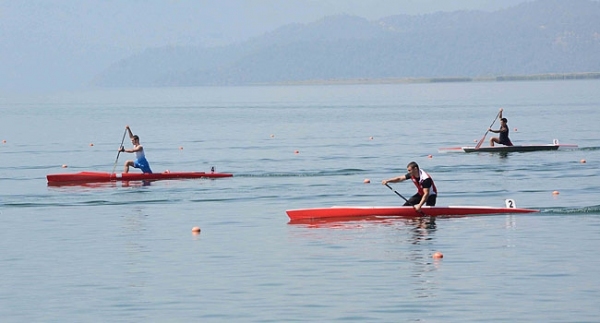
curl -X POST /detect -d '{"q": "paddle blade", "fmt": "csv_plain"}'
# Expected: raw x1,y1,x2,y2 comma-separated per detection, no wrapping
474,132,488,149
474,110,501,150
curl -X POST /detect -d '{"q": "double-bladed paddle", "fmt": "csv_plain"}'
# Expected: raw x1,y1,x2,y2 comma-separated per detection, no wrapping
384,183,426,216
111,128,128,174
474,110,502,150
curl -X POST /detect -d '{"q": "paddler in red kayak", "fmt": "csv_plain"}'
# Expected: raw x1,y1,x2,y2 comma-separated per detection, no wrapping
382,161,437,212
119,125,153,174
488,108,513,147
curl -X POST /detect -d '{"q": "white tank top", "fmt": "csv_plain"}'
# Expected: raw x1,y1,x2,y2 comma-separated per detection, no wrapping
134,146,145,159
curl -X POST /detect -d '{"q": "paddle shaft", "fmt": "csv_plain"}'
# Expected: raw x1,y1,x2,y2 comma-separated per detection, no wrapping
384,183,425,215
111,128,128,174
475,110,502,149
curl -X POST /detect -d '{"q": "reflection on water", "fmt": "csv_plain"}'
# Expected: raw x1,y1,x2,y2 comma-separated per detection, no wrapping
288,214,442,300
47,180,153,189
122,207,150,290
407,216,437,245
288,215,397,228
405,216,440,299
288,215,438,246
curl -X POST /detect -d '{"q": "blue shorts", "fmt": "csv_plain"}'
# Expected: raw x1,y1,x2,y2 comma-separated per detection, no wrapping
134,157,153,174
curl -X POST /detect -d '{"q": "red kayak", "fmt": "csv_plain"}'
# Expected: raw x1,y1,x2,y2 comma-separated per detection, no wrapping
47,170,232,185
286,205,539,221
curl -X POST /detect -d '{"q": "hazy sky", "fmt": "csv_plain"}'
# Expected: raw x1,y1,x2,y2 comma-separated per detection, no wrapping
0,0,532,92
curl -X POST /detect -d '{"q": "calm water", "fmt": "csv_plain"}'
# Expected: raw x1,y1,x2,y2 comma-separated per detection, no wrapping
1,81,599,322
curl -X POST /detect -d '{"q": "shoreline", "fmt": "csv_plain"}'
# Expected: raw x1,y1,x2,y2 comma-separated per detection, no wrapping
267,72,600,86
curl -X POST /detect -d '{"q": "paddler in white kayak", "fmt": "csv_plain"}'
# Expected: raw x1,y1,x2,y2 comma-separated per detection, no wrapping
119,125,153,174
382,161,437,212
488,108,513,147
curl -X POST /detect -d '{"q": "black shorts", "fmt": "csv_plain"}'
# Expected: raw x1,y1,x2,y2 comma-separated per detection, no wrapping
404,194,437,207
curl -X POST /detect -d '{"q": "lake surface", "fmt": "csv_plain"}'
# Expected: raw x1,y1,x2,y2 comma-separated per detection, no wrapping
1,80,599,322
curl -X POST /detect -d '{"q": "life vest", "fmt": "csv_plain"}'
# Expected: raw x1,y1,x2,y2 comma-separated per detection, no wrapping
411,169,437,196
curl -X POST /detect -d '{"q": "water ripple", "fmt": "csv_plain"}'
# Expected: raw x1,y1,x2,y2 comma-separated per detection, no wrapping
2,199,179,208
236,169,367,177
540,205,600,214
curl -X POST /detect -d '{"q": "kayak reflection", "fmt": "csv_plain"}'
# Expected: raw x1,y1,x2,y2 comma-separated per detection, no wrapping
47,180,153,188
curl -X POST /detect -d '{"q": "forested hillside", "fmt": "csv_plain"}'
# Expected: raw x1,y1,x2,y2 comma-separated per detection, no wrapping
93,0,600,87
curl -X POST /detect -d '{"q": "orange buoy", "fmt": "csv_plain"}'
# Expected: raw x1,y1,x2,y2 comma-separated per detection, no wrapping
363,178,370,184
179,146,183,150
89,143,94,146
294,150,299,154
61,164,68,168
369,136,373,140
580,159,586,164
432,251,444,259
192,226,201,234
428,154,433,159
2,140,6,143
552,190,560,195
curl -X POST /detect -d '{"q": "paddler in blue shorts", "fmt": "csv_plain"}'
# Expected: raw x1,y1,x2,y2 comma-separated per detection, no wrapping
119,125,153,173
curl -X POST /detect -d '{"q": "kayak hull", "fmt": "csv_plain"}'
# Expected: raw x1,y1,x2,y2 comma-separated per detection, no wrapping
47,171,232,185
286,205,539,221
439,142,578,153
462,144,577,153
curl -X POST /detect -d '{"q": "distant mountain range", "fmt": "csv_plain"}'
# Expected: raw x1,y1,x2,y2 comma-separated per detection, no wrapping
92,0,600,87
